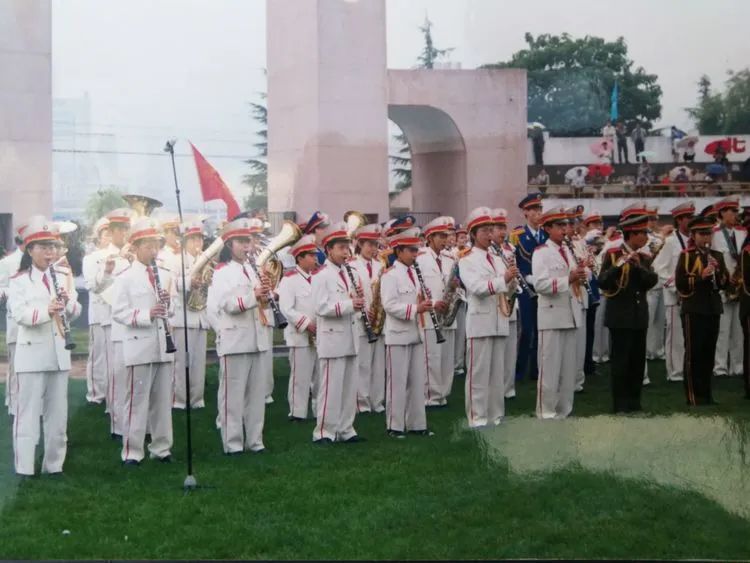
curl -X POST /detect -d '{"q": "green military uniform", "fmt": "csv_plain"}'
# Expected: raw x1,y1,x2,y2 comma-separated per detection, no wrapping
676,218,729,406
599,228,658,413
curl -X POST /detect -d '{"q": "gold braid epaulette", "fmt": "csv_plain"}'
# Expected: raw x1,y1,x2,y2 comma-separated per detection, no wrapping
677,251,699,299
600,251,630,298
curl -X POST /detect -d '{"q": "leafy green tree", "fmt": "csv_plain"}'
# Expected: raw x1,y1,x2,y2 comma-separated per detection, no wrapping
689,69,750,134
85,188,125,226
243,92,268,212
483,33,663,136
390,16,453,192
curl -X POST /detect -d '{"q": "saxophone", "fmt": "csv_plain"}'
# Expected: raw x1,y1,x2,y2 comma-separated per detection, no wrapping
369,250,390,336
439,261,462,326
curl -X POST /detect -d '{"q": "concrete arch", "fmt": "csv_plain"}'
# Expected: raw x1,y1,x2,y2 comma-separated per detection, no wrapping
388,104,467,220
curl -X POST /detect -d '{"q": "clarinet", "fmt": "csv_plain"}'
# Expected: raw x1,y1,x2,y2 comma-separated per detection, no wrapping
343,262,379,344
492,242,537,298
564,237,592,296
47,266,76,351
412,261,446,344
150,260,177,354
245,253,288,329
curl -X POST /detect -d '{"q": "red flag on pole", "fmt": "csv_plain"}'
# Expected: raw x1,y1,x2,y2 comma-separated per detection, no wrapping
190,142,241,219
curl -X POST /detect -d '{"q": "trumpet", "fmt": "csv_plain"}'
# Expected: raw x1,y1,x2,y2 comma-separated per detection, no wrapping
245,252,288,329
47,266,76,351
343,262,379,343
150,260,177,354
412,261,445,344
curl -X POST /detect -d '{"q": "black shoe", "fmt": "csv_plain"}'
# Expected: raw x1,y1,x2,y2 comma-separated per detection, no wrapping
313,438,334,446
250,448,267,454
123,459,140,466
387,430,406,439
408,429,435,437
111,433,122,441
288,416,305,422
224,450,243,457
157,455,172,464
343,435,366,444
46,471,64,478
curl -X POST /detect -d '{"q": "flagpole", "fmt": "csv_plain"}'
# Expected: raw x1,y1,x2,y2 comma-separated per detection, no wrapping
164,138,197,491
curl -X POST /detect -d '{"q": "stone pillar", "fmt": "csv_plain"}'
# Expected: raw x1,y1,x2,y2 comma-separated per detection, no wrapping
0,0,52,237
267,0,390,223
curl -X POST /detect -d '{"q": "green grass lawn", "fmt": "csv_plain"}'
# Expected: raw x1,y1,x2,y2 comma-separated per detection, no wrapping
0,359,748,560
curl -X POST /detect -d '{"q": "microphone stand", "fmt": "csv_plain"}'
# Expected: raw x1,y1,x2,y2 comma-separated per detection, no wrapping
164,139,197,491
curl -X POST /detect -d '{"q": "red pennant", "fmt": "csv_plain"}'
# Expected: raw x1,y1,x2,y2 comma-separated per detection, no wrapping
190,142,241,219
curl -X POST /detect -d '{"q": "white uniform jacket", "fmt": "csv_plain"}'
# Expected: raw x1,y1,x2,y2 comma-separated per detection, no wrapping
652,230,689,307
111,261,176,366
172,252,209,329
277,266,315,348
416,247,457,330
82,248,112,325
206,260,270,357
458,246,509,338
311,260,360,359
9,265,82,373
347,255,382,339
0,249,23,344
380,260,423,346
532,240,581,330
95,245,131,331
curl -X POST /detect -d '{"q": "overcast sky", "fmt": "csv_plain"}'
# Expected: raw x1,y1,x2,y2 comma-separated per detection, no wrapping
52,0,750,210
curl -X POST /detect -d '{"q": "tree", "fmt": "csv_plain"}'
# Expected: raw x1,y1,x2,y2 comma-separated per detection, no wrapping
85,188,125,225
483,33,663,136
243,92,268,212
688,69,750,134
389,16,453,193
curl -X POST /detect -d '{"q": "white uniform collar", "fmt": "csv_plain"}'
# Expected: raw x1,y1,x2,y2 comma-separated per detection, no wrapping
296,265,312,281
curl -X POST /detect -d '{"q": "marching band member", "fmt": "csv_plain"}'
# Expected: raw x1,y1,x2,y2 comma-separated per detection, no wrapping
172,217,209,409
739,233,750,399
511,193,546,382
645,207,666,361
381,227,433,437
380,216,417,268
652,201,694,382
459,207,515,428
277,235,320,420
81,217,111,404
157,214,181,271
98,208,133,437
582,211,603,378
532,207,584,420
491,210,520,399
676,214,729,406
712,196,745,377
207,217,270,454
598,214,658,413
311,222,364,443
416,216,456,407
452,224,469,377
348,224,386,413
563,206,591,393
112,217,176,464
0,223,27,415
10,217,81,475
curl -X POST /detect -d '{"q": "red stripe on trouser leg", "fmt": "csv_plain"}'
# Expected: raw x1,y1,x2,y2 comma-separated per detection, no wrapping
319,359,330,440
424,330,431,403
124,366,135,459
537,331,544,415
290,348,296,416
468,338,474,424
388,346,394,430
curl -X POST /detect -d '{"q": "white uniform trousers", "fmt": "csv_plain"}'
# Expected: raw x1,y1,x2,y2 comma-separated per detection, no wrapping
386,344,428,433
172,327,208,409
264,347,274,404
85,324,110,404
454,303,467,373
715,301,743,376
121,362,173,462
646,290,665,359
575,321,586,392
504,321,518,398
423,329,455,406
219,353,266,453
356,336,385,413
215,358,224,430
13,370,68,475
465,336,506,428
288,346,318,419
109,342,127,436
5,343,17,415
593,297,609,362
313,355,358,442
664,304,685,381
537,328,577,419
